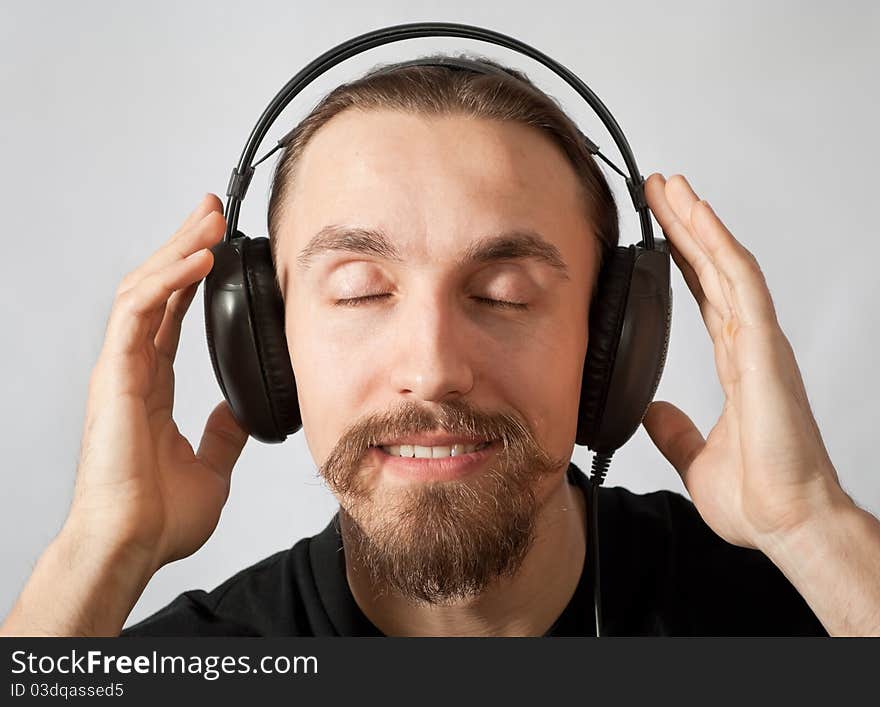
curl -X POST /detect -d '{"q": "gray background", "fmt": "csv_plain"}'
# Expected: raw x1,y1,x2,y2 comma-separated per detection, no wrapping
1,0,877,629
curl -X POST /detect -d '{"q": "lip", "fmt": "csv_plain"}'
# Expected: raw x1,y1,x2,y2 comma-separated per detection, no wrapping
369,439,499,483
374,433,492,447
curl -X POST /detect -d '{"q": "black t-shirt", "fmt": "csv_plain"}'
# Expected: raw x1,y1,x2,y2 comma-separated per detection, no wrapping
120,462,827,637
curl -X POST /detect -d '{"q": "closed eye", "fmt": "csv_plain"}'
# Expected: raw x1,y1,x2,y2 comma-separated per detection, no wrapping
471,296,529,311
334,294,528,310
334,293,393,307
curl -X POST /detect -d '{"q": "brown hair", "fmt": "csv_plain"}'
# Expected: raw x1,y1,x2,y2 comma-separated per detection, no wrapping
266,51,619,291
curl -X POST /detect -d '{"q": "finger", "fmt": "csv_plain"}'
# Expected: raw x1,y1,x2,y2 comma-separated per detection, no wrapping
660,174,737,316
154,279,201,364
645,174,732,323
663,175,738,314
669,239,723,340
117,207,225,297
669,238,739,399
176,193,224,237
664,175,776,329
690,200,778,329
663,173,701,231
641,400,705,491
145,207,225,277
103,248,214,362
196,400,250,486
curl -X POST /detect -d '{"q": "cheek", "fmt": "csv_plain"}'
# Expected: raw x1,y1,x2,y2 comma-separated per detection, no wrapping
286,302,391,461
501,328,586,458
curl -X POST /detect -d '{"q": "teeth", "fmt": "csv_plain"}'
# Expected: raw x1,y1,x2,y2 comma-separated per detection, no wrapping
452,444,475,456
380,441,492,458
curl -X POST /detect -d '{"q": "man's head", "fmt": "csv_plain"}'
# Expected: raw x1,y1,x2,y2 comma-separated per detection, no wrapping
266,53,619,604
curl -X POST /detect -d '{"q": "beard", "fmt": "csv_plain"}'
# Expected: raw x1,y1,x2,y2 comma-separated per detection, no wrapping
317,399,568,605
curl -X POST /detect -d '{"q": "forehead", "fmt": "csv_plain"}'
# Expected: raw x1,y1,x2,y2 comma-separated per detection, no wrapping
275,108,590,273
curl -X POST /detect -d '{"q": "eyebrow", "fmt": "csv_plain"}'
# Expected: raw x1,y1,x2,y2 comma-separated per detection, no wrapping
295,224,571,280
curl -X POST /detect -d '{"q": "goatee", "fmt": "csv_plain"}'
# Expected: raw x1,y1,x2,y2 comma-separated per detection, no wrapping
318,399,567,605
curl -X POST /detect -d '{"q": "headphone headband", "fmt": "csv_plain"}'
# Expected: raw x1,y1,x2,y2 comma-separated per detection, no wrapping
222,21,654,249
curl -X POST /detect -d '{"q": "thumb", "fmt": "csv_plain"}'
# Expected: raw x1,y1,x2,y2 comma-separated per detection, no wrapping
197,400,250,483
642,400,705,488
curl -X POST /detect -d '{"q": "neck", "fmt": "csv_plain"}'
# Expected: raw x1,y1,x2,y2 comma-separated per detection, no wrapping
341,468,587,637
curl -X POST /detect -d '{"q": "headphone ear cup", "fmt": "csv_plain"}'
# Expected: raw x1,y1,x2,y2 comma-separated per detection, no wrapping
577,240,672,452
577,245,636,449
204,233,302,443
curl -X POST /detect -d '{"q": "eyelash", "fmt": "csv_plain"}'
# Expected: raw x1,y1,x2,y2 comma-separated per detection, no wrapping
334,294,529,310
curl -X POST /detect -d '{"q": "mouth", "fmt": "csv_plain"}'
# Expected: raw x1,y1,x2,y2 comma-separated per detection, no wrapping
375,439,494,458
369,439,499,483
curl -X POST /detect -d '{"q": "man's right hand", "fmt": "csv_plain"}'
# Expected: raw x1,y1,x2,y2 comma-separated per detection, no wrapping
71,192,250,572
0,194,251,636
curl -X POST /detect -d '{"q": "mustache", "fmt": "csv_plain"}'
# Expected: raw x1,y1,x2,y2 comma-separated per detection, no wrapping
318,398,564,496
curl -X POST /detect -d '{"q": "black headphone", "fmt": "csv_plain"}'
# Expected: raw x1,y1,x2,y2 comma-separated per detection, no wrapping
203,22,673,637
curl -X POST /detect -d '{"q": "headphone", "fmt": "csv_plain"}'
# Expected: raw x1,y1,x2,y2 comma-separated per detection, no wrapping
203,22,673,637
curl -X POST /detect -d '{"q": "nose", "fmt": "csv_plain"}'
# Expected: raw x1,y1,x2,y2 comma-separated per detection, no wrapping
388,293,475,403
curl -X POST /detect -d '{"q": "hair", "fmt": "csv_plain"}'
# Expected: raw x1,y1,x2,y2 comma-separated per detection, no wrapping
266,51,620,291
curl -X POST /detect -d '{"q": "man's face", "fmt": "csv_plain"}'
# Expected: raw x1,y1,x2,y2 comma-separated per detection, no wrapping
274,109,598,603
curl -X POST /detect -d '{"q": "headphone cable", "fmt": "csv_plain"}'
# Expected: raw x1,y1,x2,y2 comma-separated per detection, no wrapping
588,451,613,637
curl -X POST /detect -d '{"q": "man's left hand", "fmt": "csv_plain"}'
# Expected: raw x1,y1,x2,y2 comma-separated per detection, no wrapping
639,172,852,552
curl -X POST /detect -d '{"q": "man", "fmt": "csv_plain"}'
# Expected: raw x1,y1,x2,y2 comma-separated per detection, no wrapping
2,57,879,637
